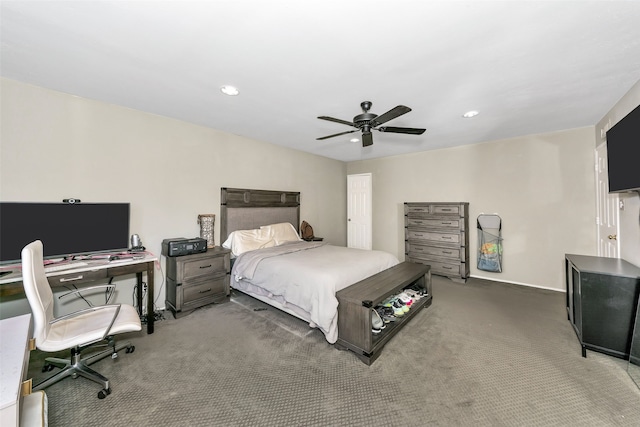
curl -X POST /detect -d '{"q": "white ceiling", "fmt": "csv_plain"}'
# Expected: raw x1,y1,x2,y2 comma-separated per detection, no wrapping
2,1,640,162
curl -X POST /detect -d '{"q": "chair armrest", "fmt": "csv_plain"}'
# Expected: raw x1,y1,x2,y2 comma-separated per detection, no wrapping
50,304,122,341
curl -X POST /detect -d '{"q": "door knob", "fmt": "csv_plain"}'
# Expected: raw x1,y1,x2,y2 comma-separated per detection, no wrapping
608,234,617,240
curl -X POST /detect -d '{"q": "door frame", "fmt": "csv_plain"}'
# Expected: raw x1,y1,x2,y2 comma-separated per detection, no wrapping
595,143,620,257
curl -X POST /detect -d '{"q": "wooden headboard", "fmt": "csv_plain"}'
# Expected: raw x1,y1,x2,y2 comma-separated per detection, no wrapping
220,188,300,241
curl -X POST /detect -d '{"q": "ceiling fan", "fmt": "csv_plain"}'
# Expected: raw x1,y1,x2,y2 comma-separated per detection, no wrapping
316,101,426,147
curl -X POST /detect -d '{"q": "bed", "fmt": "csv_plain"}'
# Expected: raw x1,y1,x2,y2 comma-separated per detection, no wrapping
220,187,399,344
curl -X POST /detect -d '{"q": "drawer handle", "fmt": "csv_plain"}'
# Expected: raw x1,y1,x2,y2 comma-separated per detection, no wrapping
59,275,84,282
443,266,453,270
415,247,424,251
441,209,453,211
199,288,212,294
441,236,453,240
199,265,212,269
414,220,424,224
442,222,452,225
414,233,424,237
442,251,453,254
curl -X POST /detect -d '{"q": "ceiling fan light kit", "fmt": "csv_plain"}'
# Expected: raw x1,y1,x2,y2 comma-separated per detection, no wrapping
317,101,426,147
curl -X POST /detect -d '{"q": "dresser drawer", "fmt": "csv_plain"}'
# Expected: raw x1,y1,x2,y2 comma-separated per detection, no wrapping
406,243,461,260
406,217,461,229
406,205,431,214
47,269,108,287
432,205,460,215
410,257,462,277
405,204,462,215
406,229,461,245
183,275,228,305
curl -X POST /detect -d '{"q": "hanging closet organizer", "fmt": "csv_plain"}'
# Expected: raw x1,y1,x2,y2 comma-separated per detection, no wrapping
477,214,503,273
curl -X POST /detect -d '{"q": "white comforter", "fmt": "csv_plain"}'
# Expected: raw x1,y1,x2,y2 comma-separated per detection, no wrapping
230,242,399,343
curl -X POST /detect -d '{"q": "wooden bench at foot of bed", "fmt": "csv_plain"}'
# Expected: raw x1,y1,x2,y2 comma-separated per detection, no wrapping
335,261,432,365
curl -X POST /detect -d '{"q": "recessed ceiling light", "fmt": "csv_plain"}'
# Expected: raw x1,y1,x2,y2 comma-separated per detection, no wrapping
220,85,239,96
463,110,479,118
350,138,359,143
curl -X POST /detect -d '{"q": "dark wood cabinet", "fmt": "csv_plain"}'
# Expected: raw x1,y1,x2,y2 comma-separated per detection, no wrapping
165,247,231,318
404,202,469,282
565,254,640,358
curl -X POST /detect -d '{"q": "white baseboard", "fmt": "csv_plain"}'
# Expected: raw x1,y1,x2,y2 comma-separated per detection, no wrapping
469,274,564,293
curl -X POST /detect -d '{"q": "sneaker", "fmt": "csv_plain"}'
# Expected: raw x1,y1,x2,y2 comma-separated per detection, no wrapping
396,292,413,307
403,289,422,301
371,308,385,331
407,285,429,297
389,300,405,317
393,298,410,314
375,307,390,324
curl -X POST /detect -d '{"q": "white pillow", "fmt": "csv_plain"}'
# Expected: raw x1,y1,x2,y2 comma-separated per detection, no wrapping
222,228,275,257
260,222,301,246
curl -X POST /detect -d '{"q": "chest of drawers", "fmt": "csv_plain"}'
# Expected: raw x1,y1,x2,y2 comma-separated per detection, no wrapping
404,202,469,282
165,247,231,318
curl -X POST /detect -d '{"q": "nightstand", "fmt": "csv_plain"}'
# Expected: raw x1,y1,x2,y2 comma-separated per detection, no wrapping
165,247,231,318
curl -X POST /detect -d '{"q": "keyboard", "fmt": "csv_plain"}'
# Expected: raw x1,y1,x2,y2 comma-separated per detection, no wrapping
44,262,89,273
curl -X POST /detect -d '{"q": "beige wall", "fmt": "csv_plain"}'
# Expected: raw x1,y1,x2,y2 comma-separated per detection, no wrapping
595,79,640,267
2,76,637,316
347,127,598,291
0,78,347,317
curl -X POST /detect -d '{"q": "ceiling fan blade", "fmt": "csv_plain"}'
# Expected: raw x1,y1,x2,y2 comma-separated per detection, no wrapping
317,116,356,127
377,126,426,135
316,129,359,140
373,105,411,126
362,132,373,147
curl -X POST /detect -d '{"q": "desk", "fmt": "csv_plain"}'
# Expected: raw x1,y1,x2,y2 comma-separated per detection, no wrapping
0,255,157,334
0,314,32,426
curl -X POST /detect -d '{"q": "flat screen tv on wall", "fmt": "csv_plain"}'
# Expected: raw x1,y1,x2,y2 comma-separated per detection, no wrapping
606,104,640,193
0,202,130,265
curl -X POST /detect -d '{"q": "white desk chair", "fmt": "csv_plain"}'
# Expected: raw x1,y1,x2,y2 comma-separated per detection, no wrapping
21,240,142,399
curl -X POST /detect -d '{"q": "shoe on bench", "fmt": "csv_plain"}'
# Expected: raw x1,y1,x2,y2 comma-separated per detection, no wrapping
371,308,385,332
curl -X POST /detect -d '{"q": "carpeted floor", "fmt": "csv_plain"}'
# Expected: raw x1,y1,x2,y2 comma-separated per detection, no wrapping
28,276,640,426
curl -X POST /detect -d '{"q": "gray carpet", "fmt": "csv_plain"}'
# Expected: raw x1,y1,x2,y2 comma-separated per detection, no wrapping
28,276,640,426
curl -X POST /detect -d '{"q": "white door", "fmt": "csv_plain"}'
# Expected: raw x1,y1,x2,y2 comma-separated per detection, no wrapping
347,173,372,249
595,143,620,257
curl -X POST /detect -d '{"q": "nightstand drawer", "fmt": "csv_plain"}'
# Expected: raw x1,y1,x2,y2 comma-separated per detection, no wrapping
167,249,230,282
181,257,226,281
183,274,227,303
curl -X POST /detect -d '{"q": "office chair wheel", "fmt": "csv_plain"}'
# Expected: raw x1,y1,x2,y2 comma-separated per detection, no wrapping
98,388,111,399
126,345,135,353
42,364,55,372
